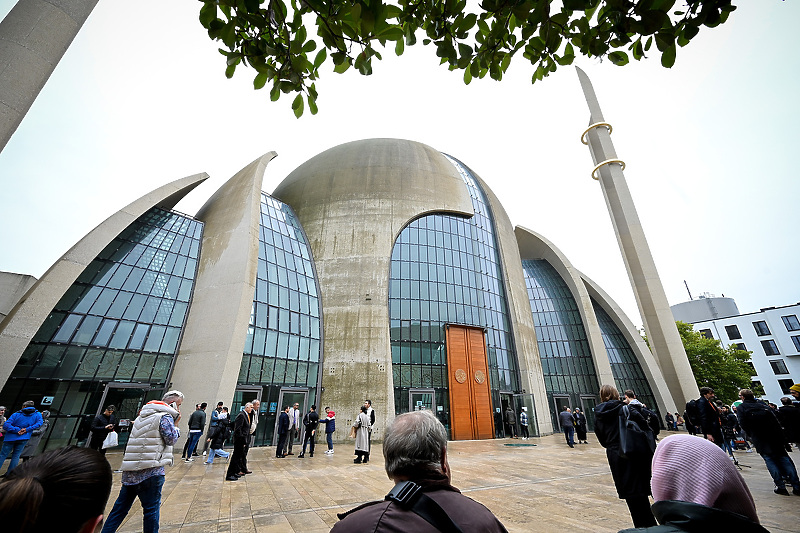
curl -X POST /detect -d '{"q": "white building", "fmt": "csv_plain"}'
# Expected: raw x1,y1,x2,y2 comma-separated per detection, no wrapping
671,297,800,403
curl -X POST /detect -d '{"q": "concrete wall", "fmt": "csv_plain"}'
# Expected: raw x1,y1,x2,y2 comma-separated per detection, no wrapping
0,173,207,387
0,271,37,323
272,139,474,438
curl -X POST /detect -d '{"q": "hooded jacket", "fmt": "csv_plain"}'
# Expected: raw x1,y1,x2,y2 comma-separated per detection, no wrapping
120,401,179,472
594,400,653,499
2,407,44,443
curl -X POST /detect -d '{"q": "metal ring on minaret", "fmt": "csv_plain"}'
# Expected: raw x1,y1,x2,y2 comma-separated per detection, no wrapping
591,159,626,180
580,122,613,145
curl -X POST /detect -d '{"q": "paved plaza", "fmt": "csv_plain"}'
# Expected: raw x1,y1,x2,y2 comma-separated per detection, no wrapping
98,431,798,533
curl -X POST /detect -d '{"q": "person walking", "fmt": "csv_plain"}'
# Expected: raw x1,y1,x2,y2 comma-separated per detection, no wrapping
226,402,253,481
574,407,588,444
20,410,50,462
286,402,301,455
182,402,207,462
101,390,183,533
241,399,260,473
89,405,116,455
504,406,517,438
202,402,224,456
519,407,529,440
736,388,800,495
697,387,724,447
353,405,371,464
558,406,576,448
204,414,231,464
777,396,800,449
320,407,336,453
276,406,290,458
298,405,319,458
594,384,657,528
0,400,44,474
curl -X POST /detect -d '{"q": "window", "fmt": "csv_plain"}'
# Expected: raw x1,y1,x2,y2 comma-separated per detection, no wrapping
699,329,713,339
746,362,757,376
782,315,800,331
753,320,771,336
770,359,789,375
750,380,762,392
761,339,780,355
734,343,748,352
779,379,795,395
792,335,800,352
724,324,741,340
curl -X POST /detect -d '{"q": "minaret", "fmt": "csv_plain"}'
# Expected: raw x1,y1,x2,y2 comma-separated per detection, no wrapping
576,66,697,409
0,0,99,153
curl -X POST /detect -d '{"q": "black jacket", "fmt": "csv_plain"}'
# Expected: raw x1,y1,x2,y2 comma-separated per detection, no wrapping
777,404,800,444
278,411,290,435
737,399,788,456
303,410,319,431
90,412,115,439
594,400,653,499
617,500,769,533
188,409,207,431
697,396,722,439
209,418,230,448
232,410,252,440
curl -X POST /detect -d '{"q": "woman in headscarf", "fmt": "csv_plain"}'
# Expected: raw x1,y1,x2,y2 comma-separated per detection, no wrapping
618,434,768,532
20,410,50,461
353,405,372,464
573,407,588,444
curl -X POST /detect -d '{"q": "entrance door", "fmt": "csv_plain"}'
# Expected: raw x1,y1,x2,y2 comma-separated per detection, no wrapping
446,325,494,440
500,392,515,437
579,395,598,432
93,383,150,449
409,389,435,412
273,388,308,447
228,386,262,446
513,393,539,438
553,395,571,430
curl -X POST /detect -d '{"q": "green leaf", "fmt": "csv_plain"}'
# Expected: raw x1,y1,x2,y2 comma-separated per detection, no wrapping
308,94,318,115
395,38,404,56
292,93,304,118
661,44,676,68
253,72,268,90
463,64,472,85
313,49,327,68
199,2,217,27
225,63,236,79
270,84,280,102
303,40,317,53
608,51,629,66
333,60,351,74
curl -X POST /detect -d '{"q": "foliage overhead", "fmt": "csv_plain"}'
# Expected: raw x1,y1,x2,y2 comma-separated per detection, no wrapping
674,321,762,404
199,0,737,117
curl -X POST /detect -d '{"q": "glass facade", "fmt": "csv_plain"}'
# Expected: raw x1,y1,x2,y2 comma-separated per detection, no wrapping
389,155,519,435
521,259,599,429
0,208,202,450
238,193,322,446
592,298,658,414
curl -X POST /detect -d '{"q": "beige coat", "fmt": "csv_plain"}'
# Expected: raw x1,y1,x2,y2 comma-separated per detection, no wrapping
354,411,371,452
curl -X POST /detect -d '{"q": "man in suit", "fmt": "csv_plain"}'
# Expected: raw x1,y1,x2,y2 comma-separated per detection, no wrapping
286,402,301,455
226,403,253,481
698,387,724,447
276,406,290,458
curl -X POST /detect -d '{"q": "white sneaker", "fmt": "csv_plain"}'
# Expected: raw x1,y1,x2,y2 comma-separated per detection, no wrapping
202,451,207,456
185,458,194,462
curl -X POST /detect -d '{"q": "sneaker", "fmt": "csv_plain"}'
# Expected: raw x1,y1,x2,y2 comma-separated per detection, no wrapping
774,487,790,495
185,458,194,462
745,449,754,453
329,449,334,454
225,475,239,481
202,451,207,456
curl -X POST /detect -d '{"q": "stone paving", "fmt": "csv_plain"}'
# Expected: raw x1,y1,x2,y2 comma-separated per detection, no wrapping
99,431,799,532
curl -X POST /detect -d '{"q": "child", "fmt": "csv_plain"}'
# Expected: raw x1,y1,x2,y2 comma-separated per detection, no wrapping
320,407,336,454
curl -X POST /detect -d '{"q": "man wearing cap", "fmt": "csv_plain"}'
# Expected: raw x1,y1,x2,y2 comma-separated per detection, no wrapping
790,383,800,405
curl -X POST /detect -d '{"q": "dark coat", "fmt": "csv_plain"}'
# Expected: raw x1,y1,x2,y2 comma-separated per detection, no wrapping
697,396,723,441
331,473,508,533
617,500,769,533
209,418,230,449
737,398,788,456
594,400,653,499
232,409,252,440
777,404,800,444
277,411,290,435
90,412,116,442
188,409,207,431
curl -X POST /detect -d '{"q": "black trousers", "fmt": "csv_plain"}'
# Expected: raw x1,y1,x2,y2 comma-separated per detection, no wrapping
625,496,657,528
226,437,247,477
301,430,315,456
276,432,287,457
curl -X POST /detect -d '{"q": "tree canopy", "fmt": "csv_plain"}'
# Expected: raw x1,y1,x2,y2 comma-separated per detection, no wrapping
675,321,761,404
198,0,736,117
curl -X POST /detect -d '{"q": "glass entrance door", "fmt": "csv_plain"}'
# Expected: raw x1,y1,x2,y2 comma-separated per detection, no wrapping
513,393,539,438
553,395,571,430
228,386,262,446
273,388,308,447
579,395,598,432
409,389,435,412
93,383,151,449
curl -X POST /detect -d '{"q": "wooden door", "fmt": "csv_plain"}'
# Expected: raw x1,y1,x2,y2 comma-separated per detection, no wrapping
446,325,494,440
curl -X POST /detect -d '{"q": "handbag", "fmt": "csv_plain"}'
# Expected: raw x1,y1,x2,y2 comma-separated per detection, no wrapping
348,425,357,439
102,430,119,449
618,405,655,459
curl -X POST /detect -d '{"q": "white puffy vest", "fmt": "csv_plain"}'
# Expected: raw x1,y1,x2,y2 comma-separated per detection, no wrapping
120,402,179,472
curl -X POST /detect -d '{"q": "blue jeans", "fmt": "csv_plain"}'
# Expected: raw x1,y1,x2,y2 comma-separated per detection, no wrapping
0,440,26,472
762,454,800,490
102,474,165,533
205,448,229,464
721,438,734,457
183,431,202,458
563,426,575,446
326,432,333,450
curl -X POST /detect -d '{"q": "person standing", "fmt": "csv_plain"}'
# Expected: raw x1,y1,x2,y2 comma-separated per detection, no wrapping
0,400,44,473
286,402,301,455
101,390,183,533
299,405,319,458
519,407,529,440
504,406,517,438
20,410,50,462
777,396,800,449
241,399,260,473
365,399,376,451
89,405,117,455
320,407,336,454
202,402,224,456
353,405,371,464
276,406,290,458
226,402,253,481
558,406,575,448
697,387,724,447
0,405,6,447
573,407,588,444
593,384,657,528
182,402,206,462
736,389,800,496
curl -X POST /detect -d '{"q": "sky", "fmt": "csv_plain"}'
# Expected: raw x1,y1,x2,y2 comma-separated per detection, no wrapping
1,1,798,329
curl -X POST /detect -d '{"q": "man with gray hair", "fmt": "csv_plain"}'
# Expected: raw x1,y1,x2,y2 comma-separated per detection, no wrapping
332,410,507,532
102,390,184,532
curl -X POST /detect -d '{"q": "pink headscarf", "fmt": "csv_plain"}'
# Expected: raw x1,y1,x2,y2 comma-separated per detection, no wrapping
651,434,759,522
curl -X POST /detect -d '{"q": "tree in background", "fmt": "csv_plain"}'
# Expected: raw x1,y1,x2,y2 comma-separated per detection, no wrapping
675,321,762,404
199,0,736,116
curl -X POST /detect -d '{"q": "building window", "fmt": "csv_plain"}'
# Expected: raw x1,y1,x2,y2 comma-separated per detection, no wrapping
752,320,771,336
734,343,748,352
782,315,800,331
750,380,762,392
724,325,741,340
779,379,795,395
746,362,757,376
699,329,713,339
761,339,780,356
792,335,800,352
770,360,789,375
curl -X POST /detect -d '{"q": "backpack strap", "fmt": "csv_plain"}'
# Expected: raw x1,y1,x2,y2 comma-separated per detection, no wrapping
385,481,464,533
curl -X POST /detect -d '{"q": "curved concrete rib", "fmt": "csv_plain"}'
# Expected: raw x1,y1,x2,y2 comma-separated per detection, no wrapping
0,172,209,384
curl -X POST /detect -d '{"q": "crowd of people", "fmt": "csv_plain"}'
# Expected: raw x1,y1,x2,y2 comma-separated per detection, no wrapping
1,382,799,532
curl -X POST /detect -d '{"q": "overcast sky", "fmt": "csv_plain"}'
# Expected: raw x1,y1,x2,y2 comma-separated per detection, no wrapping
1,1,798,329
